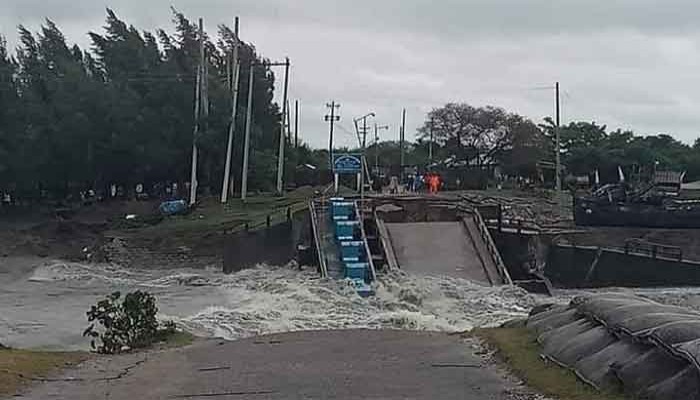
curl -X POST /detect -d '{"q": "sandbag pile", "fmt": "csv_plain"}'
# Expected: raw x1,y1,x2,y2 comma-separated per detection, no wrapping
528,294,700,399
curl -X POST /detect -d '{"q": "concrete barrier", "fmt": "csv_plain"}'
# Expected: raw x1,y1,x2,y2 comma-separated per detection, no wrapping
545,244,700,288
223,209,310,273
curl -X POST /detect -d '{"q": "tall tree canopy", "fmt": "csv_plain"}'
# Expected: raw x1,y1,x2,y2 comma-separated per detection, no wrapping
0,9,295,200
416,103,548,176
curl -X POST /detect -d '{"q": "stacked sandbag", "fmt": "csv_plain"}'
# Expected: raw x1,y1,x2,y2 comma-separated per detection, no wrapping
527,294,700,400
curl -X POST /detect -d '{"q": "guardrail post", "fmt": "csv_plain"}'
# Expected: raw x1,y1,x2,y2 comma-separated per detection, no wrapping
287,207,292,222
266,215,271,227
652,245,657,259
244,222,249,232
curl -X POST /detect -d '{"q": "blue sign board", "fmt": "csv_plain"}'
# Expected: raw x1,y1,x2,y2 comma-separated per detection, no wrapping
333,154,362,174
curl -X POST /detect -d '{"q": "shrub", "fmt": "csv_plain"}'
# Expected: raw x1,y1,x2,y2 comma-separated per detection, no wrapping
83,291,176,354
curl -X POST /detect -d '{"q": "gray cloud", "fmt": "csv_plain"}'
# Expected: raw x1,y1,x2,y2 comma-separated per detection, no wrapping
3,0,700,148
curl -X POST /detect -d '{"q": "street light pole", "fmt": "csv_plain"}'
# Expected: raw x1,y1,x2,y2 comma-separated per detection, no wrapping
353,112,375,194
353,112,375,149
374,123,389,178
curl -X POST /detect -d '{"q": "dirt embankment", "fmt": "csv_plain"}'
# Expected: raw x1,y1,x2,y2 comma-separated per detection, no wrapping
0,200,223,270
1,189,317,270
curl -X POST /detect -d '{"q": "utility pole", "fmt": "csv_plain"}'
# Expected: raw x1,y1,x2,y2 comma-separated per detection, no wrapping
286,99,292,142
400,108,406,178
294,100,299,148
325,101,340,167
241,61,255,201
221,17,240,203
429,116,434,162
362,117,368,149
555,81,561,193
275,57,290,194
189,18,205,206
374,123,389,176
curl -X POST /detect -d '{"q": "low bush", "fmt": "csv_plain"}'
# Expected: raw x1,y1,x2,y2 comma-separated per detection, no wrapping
83,291,178,354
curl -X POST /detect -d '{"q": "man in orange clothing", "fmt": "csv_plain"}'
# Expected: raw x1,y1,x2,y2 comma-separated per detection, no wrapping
428,173,438,194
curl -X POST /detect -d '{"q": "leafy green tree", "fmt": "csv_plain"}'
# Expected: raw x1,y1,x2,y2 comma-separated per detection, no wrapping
1,9,286,201
417,103,547,176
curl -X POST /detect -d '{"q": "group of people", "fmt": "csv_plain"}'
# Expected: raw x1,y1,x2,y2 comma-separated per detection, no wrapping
388,172,441,194
415,173,442,194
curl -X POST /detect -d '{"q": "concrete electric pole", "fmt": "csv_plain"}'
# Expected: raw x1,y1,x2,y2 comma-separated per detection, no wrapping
325,101,340,167
189,18,205,206
400,108,406,179
275,57,290,194
221,17,240,204
374,123,389,176
555,81,561,193
429,116,434,162
240,61,255,201
294,100,299,149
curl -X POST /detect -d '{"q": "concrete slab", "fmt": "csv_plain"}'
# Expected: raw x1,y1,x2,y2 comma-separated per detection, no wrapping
16,330,537,400
385,222,490,284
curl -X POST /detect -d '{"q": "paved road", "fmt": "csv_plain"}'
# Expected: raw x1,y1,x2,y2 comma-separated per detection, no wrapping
14,330,539,400
386,222,491,284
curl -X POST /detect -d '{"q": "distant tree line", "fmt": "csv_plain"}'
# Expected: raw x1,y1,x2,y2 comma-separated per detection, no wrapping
368,102,700,185
0,9,321,201
538,118,700,183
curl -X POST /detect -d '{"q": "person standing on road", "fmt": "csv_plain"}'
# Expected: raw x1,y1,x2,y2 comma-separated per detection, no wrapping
389,175,399,194
428,174,437,194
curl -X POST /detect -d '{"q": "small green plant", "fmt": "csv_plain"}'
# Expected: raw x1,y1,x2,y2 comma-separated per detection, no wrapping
83,291,177,354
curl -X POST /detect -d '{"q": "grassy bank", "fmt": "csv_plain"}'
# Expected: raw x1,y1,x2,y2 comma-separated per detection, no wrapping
0,348,87,396
474,327,627,400
0,331,194,396
101,187,320,269
120,187,317,238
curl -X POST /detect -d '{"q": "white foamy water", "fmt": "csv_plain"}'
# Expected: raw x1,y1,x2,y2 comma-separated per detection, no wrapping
172,267,540,340
1,260,550,350
9,259,700,351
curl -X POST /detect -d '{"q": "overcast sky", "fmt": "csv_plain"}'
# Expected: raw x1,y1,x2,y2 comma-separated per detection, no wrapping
3,0,700,148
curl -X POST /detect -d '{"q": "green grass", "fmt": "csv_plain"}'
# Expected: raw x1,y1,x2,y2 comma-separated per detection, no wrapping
130,189,315,238
0,331,194,396
0,348,87,396
474,327,628,400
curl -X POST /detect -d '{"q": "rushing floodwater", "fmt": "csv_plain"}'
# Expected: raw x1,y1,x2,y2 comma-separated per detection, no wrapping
5,258,700,351
1,259,546,350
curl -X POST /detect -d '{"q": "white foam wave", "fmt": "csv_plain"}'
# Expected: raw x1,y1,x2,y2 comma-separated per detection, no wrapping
16,259,700,350
28,261,149,285
168,266,545,341
20,260,551,346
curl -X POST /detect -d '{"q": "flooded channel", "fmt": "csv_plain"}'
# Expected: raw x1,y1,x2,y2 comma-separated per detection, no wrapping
5,257,700,351
2,258,542,350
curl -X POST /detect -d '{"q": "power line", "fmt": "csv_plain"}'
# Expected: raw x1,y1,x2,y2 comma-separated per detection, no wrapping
334,124,358,138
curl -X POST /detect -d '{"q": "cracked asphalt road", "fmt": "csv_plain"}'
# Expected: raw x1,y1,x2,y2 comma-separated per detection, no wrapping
12,330,546,400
